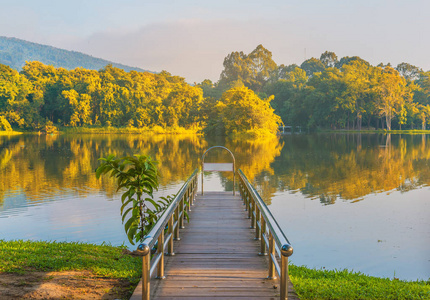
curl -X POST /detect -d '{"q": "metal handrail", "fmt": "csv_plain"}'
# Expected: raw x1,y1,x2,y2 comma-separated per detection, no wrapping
137,168,198,300
201,146,236,195
238,169,293,300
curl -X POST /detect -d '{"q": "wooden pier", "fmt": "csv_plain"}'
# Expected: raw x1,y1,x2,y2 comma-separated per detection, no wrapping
131,191,298,300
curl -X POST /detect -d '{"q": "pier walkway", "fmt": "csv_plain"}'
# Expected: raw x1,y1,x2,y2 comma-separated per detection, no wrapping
131,191,298,300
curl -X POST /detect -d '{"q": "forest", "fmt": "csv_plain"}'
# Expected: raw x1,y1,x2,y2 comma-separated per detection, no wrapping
1,45,430,136
201,45,430,131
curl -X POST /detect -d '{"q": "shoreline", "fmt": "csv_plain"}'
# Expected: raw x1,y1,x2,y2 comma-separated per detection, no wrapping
3,127,430,136
1,239,428,299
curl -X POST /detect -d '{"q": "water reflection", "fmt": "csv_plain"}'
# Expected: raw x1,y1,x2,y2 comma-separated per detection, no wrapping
267,134,430,204
1,133,429,208
201,136,283,200
0,133,429,280
0,134,207,211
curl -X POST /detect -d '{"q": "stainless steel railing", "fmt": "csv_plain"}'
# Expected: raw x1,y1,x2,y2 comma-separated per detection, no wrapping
238,169,294,300
137,168,198,300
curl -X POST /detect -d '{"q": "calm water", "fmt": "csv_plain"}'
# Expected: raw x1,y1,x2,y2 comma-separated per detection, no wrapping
0,133,429,281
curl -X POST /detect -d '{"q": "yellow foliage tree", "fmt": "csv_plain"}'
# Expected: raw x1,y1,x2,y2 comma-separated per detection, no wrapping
217,86,282,138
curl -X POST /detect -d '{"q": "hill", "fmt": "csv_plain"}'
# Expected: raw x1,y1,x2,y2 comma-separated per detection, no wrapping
0,36,152,73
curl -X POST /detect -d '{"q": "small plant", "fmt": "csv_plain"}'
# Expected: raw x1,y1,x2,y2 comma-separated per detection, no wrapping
96,154,174,245
43,119,58,134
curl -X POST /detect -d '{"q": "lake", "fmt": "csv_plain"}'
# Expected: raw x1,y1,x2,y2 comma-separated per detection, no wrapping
0,133,429,281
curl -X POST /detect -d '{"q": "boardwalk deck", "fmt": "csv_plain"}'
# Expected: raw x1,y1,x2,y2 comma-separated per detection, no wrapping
131,191,298,300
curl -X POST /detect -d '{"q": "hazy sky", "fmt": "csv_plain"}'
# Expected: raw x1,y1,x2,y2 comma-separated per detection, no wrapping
1,0,429,83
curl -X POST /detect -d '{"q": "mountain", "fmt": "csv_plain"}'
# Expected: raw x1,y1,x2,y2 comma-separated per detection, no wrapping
0,36,152,73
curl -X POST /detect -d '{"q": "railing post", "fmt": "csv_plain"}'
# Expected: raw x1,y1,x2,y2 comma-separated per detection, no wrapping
240,182,246,206
247,192,251,218
167,214,174,255
268,231,277,279
187,188,191,212
259,217,267,256
190,179,195,206
179,196,185,229
174,204,180,240
138,244,150,300
244,189,249,211
156,230,165,279
280,244,294,300
250,197,256,229
201,169,204,195
255,205,260,240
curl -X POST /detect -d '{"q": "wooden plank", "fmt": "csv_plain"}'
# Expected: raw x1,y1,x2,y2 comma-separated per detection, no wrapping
130,191,298,300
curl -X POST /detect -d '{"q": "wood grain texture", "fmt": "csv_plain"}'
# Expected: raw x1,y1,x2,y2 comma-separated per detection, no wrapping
130,191,298,300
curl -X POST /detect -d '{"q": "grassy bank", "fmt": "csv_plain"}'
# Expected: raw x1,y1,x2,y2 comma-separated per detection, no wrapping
1,240,429,299
0,130,23,136
0,240,141,299
61,125,201,135
319,128,430,134
290,264,430,300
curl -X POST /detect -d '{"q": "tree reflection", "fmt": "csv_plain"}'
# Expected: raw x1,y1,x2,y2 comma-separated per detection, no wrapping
270,134,430,204
202,136,284,204
0,134,207,207
1,133,429,209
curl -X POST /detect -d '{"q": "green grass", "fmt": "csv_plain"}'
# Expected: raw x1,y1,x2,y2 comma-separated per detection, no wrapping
2,240,429,299
290,264,430,300
0,240,141,282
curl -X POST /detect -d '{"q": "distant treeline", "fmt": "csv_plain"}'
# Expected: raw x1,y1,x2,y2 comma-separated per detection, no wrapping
0,61,280,137
200,45,430,131
1,45,430,136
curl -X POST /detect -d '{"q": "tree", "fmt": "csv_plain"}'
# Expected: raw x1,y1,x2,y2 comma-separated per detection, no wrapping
247,45,278,91
264,67,308,125
341,60,374,130
414,71,430,105
396,63,422,81
0,115,12,131
306,68,347,128
0,63,33,128
219,45,277,92
374,67,412,130
320,51,338,68
62,90,92,126
215,86,282,137
417,104,430,130
336,56,370,69
300,58,325,77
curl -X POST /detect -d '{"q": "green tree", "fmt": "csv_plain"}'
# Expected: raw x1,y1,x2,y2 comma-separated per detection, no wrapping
0,63,34,128
300,58,325,77
264,67,308,126
396,63,422,81
320,51,338,68
336,56,370,69
219,45,277,92
341,60,374,130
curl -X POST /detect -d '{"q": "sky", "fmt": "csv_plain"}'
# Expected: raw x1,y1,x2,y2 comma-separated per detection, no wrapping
0,0,429,83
